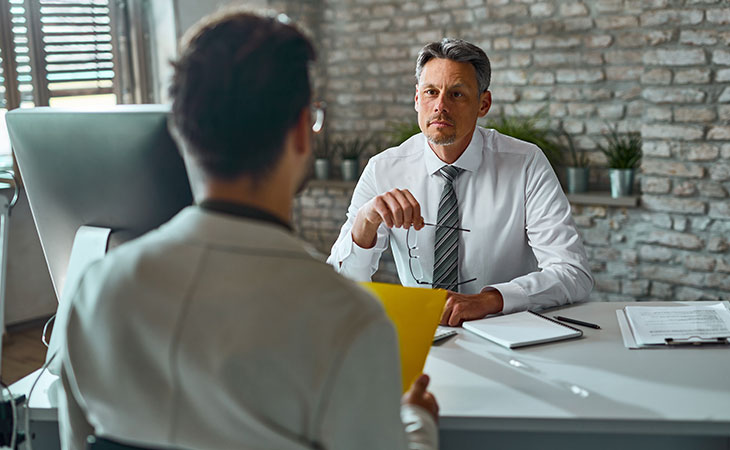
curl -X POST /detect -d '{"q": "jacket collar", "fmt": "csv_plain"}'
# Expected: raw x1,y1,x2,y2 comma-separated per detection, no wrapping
159,206,323,261
198,199,292,232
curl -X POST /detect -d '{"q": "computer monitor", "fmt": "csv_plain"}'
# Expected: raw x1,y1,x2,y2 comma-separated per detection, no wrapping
6,104,193,301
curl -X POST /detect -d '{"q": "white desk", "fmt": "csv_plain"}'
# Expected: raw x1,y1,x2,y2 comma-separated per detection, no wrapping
8,367,61,449
427,301,730,450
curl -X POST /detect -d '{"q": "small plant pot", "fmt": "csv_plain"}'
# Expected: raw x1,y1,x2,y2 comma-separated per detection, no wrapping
609,168,634,198
565,167,589,194
341,158,359,182
314,158,330,180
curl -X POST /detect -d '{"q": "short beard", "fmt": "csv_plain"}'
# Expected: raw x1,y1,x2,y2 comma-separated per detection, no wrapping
426,133,456,146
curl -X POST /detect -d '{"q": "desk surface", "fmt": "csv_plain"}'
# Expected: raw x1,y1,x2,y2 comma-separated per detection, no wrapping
426,301,730,436
13,301,730,436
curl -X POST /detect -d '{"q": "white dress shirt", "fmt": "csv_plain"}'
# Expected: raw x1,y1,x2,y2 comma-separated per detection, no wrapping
328,127,593,314
56,206,437,450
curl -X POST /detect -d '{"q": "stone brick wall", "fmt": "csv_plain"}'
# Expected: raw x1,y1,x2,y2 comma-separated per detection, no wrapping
288,0,730,301
292,182,400,283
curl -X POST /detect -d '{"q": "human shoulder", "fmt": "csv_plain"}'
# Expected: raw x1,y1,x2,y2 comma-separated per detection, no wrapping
72,220,201,310
478,126,555,177
304,264,389,323
368,132,424,166
479,126,542,158
478,127,540,155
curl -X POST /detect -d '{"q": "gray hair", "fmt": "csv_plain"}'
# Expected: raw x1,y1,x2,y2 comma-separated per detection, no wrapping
415,38,491,93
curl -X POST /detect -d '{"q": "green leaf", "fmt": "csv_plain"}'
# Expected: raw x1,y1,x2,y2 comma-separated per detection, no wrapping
595,123,642,169
484,109,563,167
387,121,422,146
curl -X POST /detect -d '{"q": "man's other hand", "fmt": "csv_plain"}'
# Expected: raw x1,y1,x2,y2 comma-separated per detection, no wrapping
402,374,439,422
352,189,424,248
440,290,504,327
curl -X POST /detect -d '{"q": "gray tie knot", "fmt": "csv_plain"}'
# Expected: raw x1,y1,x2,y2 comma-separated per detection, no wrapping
439,165,462,184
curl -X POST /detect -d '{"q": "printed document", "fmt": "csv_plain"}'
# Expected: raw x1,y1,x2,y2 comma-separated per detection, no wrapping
624,302,730,346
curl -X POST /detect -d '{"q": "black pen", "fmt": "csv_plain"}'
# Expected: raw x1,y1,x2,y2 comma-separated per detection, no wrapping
555,316,601,329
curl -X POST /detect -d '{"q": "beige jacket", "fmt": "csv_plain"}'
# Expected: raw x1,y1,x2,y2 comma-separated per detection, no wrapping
57,206,437,450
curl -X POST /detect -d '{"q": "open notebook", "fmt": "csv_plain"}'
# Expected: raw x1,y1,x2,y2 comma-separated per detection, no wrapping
463,311,583,349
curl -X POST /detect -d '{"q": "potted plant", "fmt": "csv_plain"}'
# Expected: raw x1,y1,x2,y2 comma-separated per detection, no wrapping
560,130,590,194
336,136,372,182
595,124,642,198
484,109,563,168
388,120,422,146
312,134,334,180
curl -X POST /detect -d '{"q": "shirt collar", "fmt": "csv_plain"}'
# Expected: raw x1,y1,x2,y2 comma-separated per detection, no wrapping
197,200,293,232
423,127,483,175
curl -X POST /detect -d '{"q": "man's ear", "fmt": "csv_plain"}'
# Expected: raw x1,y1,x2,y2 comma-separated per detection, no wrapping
414,84,420,112
478,90,492,118
293,107,310,156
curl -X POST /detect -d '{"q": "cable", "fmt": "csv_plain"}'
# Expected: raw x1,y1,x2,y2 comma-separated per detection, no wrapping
41,314,56,348
1,380,17,450
14,311,58,449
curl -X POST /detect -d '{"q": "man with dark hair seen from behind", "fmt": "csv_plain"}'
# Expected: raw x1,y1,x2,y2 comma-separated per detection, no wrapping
56,8,438,450
329,39,593,325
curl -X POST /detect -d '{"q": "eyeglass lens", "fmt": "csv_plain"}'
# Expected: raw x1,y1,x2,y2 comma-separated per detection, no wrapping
406,223,476,288
406,228,425,281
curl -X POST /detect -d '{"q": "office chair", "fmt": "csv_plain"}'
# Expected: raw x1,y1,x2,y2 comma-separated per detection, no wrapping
86,435,172,450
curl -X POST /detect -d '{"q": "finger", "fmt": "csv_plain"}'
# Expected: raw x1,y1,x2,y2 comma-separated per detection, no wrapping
424,392,438,408
448,303,463,327
372,196,394,228
428,393,440,415
411,374,429,394
391,189,414,228
443,295,463,327
402,190,424,229
383,191,405,227
448,312,462,327
428,392,441,413
440,294,456,325
440,303,453,325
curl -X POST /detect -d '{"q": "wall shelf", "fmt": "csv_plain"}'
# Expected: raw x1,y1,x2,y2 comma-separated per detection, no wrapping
567,191,639,207
305,179,356,189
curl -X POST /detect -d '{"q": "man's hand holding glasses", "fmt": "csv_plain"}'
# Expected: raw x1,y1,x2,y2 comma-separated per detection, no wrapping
350,188,504,325
352,188,425,249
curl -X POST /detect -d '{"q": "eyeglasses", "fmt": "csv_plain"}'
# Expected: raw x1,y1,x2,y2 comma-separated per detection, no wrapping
311,101,326,133
406,222,477,290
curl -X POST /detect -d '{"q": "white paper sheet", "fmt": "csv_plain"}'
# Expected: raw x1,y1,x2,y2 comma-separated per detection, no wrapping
616,309,640,349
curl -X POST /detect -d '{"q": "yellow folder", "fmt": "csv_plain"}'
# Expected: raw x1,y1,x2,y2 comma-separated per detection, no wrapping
360,282,447,393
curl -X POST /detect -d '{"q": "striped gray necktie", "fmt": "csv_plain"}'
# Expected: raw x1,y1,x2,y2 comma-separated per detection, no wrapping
433,165,463,291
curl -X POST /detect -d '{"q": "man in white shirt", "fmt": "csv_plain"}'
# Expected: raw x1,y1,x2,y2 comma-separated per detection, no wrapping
57,9,438,450
328,38,593,326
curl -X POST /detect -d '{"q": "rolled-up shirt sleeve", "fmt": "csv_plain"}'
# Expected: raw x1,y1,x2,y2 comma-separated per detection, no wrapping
327,159,390,281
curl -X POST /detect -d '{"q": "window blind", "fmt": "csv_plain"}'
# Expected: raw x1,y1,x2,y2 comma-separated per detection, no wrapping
2,0,35,107
35,0,115,99
0,47,5,108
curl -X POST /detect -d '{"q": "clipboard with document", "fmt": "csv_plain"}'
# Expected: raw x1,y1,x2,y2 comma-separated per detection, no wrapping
617,301,730,349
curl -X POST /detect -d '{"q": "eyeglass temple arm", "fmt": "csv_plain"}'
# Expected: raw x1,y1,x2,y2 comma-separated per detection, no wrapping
433,277,478,289
423,222,470,232
312,102,326,133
